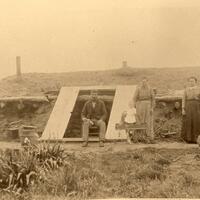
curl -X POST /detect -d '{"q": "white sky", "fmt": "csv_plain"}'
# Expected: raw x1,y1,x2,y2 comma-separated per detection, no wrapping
1,0,200,79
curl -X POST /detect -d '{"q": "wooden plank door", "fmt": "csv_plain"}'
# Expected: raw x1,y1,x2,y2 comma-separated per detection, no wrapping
106,85,137,140
41,87,79,140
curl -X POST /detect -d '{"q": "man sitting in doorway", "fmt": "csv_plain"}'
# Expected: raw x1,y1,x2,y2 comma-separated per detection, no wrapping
81,89,107,147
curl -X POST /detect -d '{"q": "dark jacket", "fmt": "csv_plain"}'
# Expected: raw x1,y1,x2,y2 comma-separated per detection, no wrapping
81,99,107,121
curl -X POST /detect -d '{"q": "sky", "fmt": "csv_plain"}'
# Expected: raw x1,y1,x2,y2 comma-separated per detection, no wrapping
1,0,200,79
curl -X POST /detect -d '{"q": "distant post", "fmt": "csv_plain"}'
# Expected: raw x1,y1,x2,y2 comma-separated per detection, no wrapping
16,56,22,81
122,61,127,68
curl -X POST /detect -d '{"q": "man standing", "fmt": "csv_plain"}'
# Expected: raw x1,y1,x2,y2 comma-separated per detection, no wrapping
81,89,107,147
133,77,155,141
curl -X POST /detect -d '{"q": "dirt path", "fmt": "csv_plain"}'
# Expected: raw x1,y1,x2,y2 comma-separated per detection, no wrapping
0,141,198,153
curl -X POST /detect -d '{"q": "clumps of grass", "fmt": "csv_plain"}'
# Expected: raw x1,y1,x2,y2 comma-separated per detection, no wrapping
130,131,151,144
156,157,171,166
0,149,37,197
145,169,200,198
131,151,144,162
31,166,78,197
154,153,171,166
178,171,200,187
135,165,164,181
131,151,141,159
31,152,108,199
133,152,170,181
70,153,108,198
77,168,106,198
35,142,66,170
0,142,67,199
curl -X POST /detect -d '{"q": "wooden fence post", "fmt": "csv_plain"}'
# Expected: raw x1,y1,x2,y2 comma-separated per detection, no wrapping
16,56,22,81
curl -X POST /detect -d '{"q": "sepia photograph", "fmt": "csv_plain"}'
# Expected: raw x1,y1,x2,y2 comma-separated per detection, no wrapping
0,0,200,199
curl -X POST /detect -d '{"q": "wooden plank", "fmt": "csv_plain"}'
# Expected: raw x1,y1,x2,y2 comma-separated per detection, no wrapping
39,137,99,142
106,85,137,140
39,138,125,142
79,85,116,90
41,87,79,140
0,96,49,102
155,96,183,102
78,95,114,102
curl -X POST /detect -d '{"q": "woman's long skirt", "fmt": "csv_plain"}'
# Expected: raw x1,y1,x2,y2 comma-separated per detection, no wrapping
181,100,200,143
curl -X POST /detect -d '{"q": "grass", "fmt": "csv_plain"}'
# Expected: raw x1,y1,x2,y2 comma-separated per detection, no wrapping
2,66,200,97
1,145,200,199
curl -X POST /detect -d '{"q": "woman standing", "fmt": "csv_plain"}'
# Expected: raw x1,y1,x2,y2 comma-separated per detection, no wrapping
133,77,155,140
182,76,200,143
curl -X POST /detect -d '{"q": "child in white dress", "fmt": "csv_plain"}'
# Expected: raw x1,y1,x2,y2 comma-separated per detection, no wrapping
120,101,137,143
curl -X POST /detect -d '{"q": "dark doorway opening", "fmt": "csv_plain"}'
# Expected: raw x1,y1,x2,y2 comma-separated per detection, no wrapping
64,89,116,138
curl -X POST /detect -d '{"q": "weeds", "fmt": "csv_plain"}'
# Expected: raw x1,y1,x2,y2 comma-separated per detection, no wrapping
0,142,66,199
0,150,37,195
1,146,200,199
135,166,164,180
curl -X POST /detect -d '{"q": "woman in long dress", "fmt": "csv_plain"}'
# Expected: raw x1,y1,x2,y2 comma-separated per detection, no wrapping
182,76,200,143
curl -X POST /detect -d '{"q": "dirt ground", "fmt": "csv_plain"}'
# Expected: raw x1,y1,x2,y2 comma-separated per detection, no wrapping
0,141,197,152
